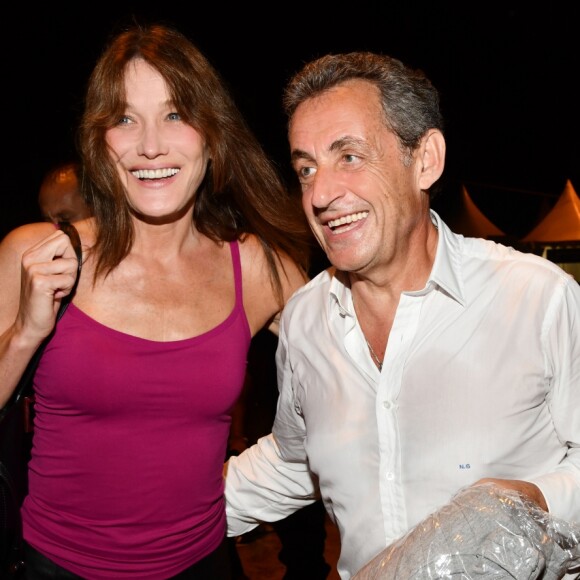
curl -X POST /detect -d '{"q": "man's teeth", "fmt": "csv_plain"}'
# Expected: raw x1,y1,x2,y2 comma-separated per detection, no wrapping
327,211,369,229
131,168,180,179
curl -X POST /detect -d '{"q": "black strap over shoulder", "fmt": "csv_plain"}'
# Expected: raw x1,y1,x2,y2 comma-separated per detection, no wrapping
57,221,82,319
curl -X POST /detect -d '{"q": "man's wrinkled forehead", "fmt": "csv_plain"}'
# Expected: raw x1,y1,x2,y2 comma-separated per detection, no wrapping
288,81,384,154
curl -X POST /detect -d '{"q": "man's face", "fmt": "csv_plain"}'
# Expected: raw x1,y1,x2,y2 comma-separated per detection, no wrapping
288,79,429,276
38,168,91,223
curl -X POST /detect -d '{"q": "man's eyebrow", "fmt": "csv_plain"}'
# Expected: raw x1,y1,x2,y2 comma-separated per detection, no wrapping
290,149,315,164
291,136,367,163
330,136,366,152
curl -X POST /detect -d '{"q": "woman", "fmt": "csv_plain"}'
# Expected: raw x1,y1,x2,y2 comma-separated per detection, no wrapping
0,23,310,579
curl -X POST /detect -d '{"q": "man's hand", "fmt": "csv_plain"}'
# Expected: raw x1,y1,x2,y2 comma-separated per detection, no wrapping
474,478,548,512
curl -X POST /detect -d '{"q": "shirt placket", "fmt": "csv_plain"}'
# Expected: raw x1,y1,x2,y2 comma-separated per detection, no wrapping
376,292,424,541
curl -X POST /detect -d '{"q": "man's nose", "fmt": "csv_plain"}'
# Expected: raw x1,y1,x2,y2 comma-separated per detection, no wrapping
309,167,342,209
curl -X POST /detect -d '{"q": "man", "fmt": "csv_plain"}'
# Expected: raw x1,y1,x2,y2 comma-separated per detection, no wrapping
38,161,91,223
225,52,580,579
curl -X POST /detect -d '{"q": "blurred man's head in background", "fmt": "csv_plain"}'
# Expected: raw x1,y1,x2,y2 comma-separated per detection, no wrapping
38,162,91,223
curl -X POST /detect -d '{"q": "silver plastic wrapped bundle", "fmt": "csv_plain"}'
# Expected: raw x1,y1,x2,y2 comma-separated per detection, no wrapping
353,483,580,579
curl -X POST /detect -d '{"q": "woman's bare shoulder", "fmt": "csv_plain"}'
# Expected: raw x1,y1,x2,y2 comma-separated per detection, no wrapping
1,218,95,255
0,222,58,254
238,234,308,335
238,234,307,287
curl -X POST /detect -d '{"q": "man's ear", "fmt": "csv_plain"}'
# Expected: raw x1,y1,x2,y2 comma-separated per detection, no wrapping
417,129,446,190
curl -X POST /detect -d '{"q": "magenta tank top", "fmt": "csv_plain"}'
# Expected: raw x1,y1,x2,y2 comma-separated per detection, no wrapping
22,240,251,579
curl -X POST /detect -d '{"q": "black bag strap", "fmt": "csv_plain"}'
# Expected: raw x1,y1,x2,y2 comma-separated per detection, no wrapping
0,222,82,418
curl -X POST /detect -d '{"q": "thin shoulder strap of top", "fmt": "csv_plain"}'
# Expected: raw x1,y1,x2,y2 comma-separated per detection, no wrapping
229,240,243,308
0,222,82,417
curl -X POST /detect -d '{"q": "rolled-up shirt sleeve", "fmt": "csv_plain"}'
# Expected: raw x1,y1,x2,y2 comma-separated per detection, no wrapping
225,324,318,537
529,278,580,521
225,434,319,536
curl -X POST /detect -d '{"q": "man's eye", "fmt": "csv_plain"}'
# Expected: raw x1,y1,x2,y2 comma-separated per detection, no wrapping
299,166,316,179
344,154,358,164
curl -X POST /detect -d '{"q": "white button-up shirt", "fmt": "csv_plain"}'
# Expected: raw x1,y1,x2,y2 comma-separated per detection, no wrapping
226,210,580,579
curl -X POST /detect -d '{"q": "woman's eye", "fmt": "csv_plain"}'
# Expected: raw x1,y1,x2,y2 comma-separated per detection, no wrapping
117,115,132,125
168,112,181,121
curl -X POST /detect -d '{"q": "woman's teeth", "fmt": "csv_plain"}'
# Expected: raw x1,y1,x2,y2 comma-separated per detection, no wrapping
131,168,180,180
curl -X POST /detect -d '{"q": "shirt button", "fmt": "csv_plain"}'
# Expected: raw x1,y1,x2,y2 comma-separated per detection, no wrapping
383,401,392,409
386,472,395,481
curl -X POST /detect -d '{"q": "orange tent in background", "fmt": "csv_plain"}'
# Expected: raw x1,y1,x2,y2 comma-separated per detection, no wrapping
447,185,505,238
521,180,580,243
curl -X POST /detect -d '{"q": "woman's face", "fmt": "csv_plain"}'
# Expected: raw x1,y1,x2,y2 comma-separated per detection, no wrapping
105,58,210,222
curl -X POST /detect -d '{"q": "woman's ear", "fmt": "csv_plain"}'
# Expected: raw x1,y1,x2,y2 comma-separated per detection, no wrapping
417,129,446,190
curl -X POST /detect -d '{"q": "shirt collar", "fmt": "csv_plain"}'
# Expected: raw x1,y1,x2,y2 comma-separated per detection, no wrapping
329,269,354,318
427,210,466,306
327,209,466,315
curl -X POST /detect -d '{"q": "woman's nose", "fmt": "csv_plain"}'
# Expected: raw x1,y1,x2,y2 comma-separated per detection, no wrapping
136,124,169,158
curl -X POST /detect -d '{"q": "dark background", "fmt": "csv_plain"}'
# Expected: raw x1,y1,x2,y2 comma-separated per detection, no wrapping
2,3,578,240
